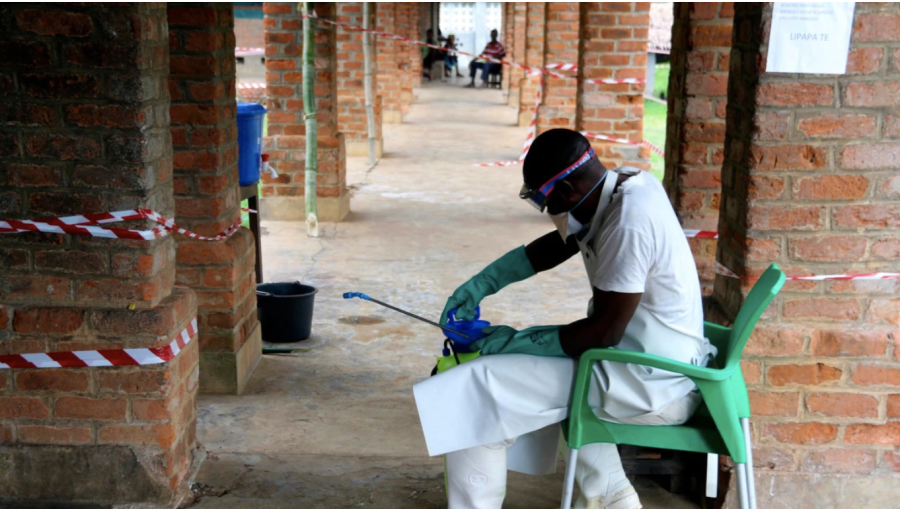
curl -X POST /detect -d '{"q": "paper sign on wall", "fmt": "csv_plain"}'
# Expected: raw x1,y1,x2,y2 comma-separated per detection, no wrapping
766,2,856,74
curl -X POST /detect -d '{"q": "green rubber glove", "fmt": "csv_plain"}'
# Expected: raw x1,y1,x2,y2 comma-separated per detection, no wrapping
472,325,569,358
439,246,536,325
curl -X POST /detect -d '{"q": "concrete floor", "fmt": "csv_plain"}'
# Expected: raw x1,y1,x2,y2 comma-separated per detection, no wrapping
191,82,701,509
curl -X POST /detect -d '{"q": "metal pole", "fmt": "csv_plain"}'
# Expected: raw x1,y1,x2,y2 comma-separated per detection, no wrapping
363,3,377,165
301,2,319,237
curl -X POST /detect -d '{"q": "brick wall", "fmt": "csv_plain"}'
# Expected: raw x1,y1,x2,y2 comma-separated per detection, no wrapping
715,3,900,506
0,4,199,504
336,2,384,157
664,2,734,294
234,16,264,48
535,3,580,133
168,3,259,394
507,3,527,108
518,2,546,127
262,2,349,222
396,3,415,115
376,2,402,124
578,2,650,171
502,3,513,91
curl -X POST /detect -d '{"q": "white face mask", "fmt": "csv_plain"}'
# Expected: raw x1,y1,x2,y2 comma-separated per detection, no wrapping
548,171,608,241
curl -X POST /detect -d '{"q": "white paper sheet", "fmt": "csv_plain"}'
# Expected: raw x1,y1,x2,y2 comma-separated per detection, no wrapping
766,2,856,74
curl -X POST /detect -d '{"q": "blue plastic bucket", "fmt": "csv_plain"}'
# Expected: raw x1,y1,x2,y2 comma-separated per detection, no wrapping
236,102,267,186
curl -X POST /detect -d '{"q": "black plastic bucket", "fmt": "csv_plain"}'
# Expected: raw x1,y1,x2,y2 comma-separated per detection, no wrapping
256,282,317,343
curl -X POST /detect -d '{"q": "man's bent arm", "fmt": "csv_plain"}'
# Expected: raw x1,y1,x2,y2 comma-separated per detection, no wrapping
524,230,580,273
559,287,642,357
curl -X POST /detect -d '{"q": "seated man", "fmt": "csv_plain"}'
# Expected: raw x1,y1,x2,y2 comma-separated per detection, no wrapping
465,29,505,88
414,129,717,509
444,34,463,78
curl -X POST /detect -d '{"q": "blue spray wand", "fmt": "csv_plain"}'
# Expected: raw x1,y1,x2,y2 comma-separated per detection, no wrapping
343,292,470,339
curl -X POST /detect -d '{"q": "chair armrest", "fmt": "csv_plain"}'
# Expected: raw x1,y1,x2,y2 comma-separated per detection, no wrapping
577,348,732,382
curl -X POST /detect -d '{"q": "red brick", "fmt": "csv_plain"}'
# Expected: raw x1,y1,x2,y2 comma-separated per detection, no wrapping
757,83,833,106
834,204,900,229
1,164,61,187
77,278,160,304
841,143,900,170
132,398,171,421
767,364,842,387
90,306,176,336
748,175,784,200
806,392,879,418
98,423,176,448
184,32,223,53
98,370,168,395
749,145,826,171
742,360,761,384
0,396,50,419
56,396,126,421
800,449,875,475
796,114,876,139
177,242,237,266
16,370,89,392
29,192,103,216
810,329,889,357
793,175,869,200
690,2,720,21
783,298,860,321
844,82,900,107
690,25,732,47
846,47,883,74
0,276,69,301
747,206,822,231
764,422,837,444
745,326,806,357
745,238,779,262
853,13,900,42
753,447,795,471
0,306,6,330
26,134,101,161
167,7,217,27
851,365,900,386
18,425,91,445
888,394,900,418
35,250,106,275
0,103,56,127
685,74,728,96
873,239,900,260
16,9,93,37
13,307,84,334
749,391,799,416
0,41,51,67
170,104,220,125
752,111,790,141
882,451,900,473
263,4,292,15
789,236,866,262
845,422,900,445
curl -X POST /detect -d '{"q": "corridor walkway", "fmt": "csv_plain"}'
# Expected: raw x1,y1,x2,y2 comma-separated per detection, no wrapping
192,83,699,508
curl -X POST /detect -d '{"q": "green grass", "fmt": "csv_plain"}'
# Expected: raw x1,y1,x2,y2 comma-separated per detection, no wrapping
643,97,667,182
653,64,670,99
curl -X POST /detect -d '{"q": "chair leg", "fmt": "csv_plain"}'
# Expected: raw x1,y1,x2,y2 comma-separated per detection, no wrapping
560,447,579,509
742,418,758,509
735,463,750,509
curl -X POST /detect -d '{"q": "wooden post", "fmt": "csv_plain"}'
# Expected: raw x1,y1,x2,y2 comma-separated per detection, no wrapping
301,1,318,237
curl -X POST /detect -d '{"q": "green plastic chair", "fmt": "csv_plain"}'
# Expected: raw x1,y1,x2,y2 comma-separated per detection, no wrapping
560,264,785,509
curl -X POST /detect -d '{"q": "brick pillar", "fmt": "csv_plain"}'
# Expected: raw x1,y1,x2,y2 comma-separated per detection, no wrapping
337,2,384,158
262,2,349,222
397,3,415,115
376,2,402,124
535,3,580,134
518,2,546,127
168,4,260,394
664,2,733,295
577,2,650,171
0,4,199,505
507,3,527,108
715,4,900,506
501,3,513,91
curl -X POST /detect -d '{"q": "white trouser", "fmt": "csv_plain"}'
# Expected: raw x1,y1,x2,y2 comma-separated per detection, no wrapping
445,393,699,509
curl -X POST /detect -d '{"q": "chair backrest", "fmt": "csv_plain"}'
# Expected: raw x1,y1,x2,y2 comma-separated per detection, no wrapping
721,264,786,370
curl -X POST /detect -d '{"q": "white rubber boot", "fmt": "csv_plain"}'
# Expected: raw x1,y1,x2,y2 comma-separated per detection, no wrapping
572,443,641,509
445,442,508,509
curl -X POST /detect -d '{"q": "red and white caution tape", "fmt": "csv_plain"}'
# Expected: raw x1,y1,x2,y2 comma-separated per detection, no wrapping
683,229,719,239
545,63,578,72
0,209,242,242
236,47,265,56
581,132,665,158
237,81,266,90
715,260,900,282
0,318,197,370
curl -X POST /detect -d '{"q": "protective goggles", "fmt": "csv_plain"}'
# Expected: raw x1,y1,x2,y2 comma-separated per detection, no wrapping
519,148,595,212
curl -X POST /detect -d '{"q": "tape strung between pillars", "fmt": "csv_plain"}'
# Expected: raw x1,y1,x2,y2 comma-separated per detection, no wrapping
0,318,198,370
715,261,900,282
0,209,242,242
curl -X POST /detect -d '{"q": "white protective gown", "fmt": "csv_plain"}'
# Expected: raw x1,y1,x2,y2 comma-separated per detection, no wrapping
413,166,718,474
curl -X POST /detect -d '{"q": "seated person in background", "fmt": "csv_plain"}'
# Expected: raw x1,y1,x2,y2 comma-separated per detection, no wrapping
465,29,505,88
444,34,463,78
422,28,441,81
